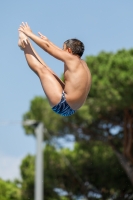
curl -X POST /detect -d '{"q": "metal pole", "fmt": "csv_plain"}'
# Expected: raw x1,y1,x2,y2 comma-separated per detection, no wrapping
34,122,44,200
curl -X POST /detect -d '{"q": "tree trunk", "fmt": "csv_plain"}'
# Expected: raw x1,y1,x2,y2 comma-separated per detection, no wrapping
124,109,133,164
113,148,133,185
87,127,133,185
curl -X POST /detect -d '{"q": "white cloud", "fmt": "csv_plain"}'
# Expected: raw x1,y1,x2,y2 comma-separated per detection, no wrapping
0,153,23,181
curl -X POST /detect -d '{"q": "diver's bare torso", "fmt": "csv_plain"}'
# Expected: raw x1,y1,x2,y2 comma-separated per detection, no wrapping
63,59,91,110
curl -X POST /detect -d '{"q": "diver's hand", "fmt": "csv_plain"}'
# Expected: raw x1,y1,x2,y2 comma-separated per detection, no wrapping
38,32,48,41
18,22,32,37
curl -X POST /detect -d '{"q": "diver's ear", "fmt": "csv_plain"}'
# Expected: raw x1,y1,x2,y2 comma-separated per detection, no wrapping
67,48,72,54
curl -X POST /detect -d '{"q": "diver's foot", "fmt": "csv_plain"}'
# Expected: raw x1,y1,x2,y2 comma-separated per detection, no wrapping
18,31,28,50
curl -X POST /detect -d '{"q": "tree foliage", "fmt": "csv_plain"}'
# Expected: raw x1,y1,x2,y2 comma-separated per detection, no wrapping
22,48,133,198
20,155,35,200
20,142,132,200
0,179,21,200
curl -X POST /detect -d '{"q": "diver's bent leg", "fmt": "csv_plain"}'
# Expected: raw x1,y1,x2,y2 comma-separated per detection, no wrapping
38,68,64,107
28,41,65,88
18,31,65,88
23,43,63,106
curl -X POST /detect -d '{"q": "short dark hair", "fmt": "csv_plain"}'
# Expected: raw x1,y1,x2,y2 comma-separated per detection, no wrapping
64,38,85,57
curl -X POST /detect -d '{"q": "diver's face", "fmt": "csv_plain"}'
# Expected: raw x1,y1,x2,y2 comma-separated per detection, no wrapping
63,43,67,51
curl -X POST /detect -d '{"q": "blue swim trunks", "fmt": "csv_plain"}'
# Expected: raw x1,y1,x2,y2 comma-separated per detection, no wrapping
52,91,76,117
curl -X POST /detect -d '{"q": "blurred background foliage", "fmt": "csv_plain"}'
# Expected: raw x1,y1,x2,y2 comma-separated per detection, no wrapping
0,179,22,200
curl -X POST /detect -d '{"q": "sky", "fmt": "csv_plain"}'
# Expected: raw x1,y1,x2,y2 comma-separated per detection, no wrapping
0,0,133,180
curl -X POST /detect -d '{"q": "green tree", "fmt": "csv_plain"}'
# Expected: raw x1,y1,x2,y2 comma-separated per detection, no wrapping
20,155,35,200
20,154,61,200
20,142,132,200
0,179,21,200
22,48,133,196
